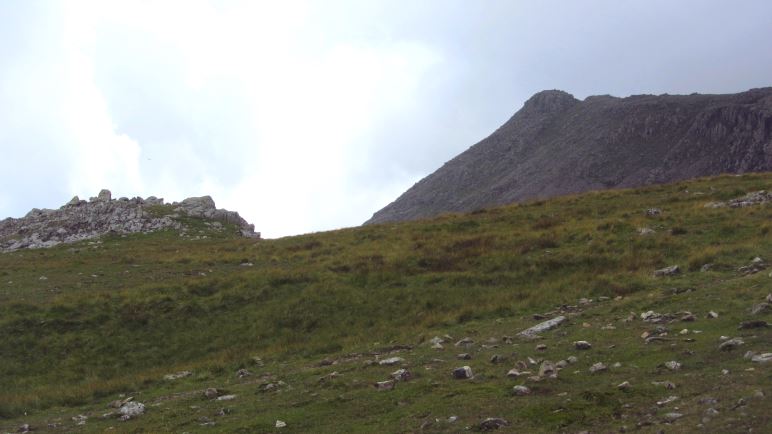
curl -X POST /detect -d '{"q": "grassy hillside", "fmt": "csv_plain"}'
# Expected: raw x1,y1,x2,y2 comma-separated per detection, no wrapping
0,173,770,433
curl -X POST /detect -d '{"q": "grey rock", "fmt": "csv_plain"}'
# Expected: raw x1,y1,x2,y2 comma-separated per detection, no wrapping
664,360,682,370
662,412,684,423
751,353,772,363
216,394,236,401
452,366,473,379
455,337,474,347
119,402,145,420
204,388,220,399
654,265,680,277
738,320,768,329
163,370,192,380
517,315,567,338
750,303,771,315
97,189,112,202
538,360,557,378
378,357,404,366
391,368,412,381
589,362,607,373
374,380,395,391
718,338,744,351
478,417,510,430
512,385,531,396
574,340,592,350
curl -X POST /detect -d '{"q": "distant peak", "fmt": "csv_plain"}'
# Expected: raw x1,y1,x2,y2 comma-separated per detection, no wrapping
522,90,578,113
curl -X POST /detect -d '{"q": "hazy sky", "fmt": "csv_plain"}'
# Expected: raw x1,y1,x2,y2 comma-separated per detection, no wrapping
2,1,771,237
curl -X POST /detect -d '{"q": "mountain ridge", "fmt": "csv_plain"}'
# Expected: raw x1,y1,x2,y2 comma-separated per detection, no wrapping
366,87,772,224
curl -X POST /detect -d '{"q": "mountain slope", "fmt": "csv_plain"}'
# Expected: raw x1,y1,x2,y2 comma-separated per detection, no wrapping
366,88,772,224
0,174,770,433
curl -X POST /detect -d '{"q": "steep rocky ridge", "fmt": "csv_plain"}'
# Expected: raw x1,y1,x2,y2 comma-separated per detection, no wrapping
367,87,772,224
0,189,258,252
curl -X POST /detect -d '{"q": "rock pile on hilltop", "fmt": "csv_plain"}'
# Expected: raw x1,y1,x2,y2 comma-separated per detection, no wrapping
0,189,258,252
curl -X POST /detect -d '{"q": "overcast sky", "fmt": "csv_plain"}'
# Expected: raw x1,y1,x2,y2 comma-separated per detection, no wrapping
1,1,771,237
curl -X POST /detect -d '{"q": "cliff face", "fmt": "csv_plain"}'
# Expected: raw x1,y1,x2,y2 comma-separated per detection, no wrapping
366,88,772,224
0,189,259,252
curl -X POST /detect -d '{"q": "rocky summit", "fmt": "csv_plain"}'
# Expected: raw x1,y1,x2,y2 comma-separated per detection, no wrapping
367,87,772,224
0,189,258,252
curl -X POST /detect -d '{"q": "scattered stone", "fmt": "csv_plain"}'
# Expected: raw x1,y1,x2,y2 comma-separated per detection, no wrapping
108,396,134,408
431,342,444,350
589,362,607,373
204,388,220,399
707,311,719,319
574,340,592,350
236,368,252,378
664,361,682,371
535,344,547,351
718,338,744,351
738,320,768,329
18,424,31,433
506,368,531,378
391,368,412,382
72,414,88,425
700,263,713,272
653,265,680,277
750,303,771,315
517,316,567,338
662,412,684,423
457,353,472,360
478,417,510,430
164,371,193,380
455,337,474,347
119,402,145,420
638,227,655,235
751,353,772,363
566,356,578,364
374,380,395,391
555,360,568,369
490,354,504,364
680,312,696,322
538,360,557,378
452,366,473,379
738,257,767,275
429,336,445,345
617,381,631,390
699,397,718,405
275,420,287,428
512,385,531,396
657,395,679,406
612,362,622,368
645,208,662,216
378,357,404,366
216,395,236,401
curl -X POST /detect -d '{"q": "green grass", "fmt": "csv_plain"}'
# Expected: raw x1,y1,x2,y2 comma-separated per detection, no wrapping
0,173,770,433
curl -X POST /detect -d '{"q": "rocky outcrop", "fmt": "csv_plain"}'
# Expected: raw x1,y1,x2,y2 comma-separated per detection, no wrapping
0,190,259,252
366,87,772,224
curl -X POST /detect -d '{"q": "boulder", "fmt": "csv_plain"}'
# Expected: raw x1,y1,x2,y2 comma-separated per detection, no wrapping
517,316,567,338
452,366,473,379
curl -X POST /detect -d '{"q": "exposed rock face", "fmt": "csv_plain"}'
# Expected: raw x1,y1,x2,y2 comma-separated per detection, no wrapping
0,190,259,252
367,87,772,224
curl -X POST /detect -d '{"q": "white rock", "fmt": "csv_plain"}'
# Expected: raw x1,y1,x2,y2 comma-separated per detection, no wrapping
378,357,405,366
517,316,567,338
275,420,287,428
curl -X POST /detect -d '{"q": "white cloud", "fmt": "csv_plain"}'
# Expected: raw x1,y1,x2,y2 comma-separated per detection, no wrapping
1,0,770,236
